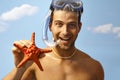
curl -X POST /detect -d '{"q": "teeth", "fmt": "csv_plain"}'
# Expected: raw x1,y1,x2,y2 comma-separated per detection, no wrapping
60,37,70,41
63,38,69,40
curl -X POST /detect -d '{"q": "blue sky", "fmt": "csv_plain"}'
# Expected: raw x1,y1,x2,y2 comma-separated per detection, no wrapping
0,0,120,80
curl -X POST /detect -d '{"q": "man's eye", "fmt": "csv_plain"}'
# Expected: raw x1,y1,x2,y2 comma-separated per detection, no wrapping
55,22,63,27
68,23,77,29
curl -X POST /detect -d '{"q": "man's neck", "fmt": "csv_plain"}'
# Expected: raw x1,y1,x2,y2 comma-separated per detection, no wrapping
52,46,76,59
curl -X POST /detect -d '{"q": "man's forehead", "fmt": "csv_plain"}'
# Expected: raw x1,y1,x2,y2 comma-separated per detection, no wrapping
53,17,78,24
53,10,78,15
53,10,78,19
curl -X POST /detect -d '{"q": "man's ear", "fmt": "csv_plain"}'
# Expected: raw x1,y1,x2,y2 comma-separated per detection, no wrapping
78,22,82,32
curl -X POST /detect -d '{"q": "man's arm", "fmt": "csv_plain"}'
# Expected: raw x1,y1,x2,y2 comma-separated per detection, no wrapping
21,65,36,80
96,61,104,80
3,64,36,80
3,40,35,80
3,67,26,80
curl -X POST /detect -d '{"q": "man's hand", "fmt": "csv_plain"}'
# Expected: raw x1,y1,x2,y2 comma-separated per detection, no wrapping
12,40,33,68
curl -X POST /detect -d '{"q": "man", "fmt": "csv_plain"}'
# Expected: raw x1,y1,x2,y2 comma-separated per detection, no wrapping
3,0,104,80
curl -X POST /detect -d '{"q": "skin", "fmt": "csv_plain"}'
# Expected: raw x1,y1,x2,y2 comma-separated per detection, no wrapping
3,10,104,80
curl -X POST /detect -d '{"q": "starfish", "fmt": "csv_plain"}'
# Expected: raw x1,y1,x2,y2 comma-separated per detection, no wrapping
13,32,52,71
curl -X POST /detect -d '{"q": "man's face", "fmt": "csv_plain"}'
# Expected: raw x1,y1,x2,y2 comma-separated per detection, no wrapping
50,10,82,50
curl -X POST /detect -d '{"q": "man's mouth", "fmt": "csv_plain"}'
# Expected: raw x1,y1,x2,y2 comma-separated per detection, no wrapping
59,36,71,40
59,37,71,43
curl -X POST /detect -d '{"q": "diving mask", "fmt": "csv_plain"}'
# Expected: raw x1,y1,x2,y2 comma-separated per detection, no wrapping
51,0,83,12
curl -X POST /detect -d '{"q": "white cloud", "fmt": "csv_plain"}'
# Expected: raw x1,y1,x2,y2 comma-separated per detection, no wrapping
87,24,120,38
0,4,38,21
0,4,38,32
112,27,120,37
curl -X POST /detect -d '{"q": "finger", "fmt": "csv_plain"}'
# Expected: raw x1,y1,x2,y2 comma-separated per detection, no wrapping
12,41,22,53
12,46,24,66
12,41,25,53
19,40,31,47
14,41,25,47
12,46,21,54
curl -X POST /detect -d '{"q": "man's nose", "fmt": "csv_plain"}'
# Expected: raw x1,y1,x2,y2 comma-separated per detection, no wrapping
62,25,69,35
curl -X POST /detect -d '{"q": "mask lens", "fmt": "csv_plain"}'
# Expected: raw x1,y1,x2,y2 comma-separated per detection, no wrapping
52,0,83,11
56,1,65,6
70,1,81,8
53,0,66,9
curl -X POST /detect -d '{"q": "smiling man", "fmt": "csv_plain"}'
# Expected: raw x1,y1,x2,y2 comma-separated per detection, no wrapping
3,0,104,80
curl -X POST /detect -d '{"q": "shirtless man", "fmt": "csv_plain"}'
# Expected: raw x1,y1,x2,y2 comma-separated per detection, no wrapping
3,0,104,80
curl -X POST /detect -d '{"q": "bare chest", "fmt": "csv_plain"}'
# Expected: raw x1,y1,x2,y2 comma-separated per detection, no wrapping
35,59,97,80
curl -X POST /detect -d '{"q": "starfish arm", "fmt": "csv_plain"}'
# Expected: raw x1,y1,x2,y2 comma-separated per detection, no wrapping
17,55,30,68
33,58,43,71
13,43,27,53
40,48,52,53
31,32,35,45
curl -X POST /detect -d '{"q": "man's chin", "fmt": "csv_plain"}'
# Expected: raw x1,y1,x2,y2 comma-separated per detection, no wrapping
57,44,71,50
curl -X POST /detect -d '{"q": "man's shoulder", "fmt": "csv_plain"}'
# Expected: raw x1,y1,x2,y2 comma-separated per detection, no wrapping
76,49,103,69
76,49,104,80
76,49,91,59
76,49,102,65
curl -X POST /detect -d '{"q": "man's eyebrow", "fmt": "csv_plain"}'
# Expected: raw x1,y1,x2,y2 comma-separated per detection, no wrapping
54,20,63,23
69,22,77,23
68,21,78,25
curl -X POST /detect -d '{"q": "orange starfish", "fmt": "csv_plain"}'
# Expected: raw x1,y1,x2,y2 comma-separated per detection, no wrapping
13,32,52,71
